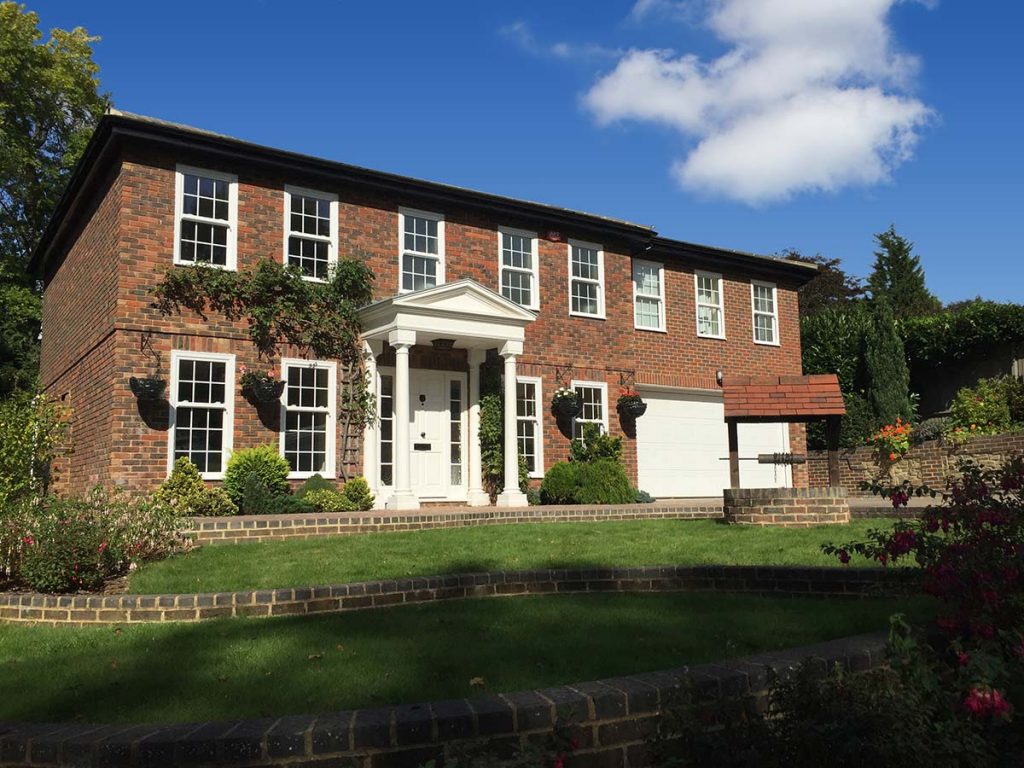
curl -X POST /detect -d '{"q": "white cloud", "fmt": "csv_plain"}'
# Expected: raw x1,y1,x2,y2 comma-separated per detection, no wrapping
500,21,621,61
586,0,934,204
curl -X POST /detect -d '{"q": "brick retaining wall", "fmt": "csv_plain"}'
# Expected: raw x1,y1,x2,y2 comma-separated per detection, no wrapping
0,629,889,768
807,432,1024,496
0,565,915,626
187,501,725,545
723,487,851,526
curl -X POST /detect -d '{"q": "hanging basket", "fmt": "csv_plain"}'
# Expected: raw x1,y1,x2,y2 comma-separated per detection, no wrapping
129,376,166,402
618,398,648,419
243,378,286,404
552,395,583,419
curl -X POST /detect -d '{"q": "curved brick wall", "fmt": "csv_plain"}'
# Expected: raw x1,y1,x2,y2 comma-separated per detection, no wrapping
0,629,889,768
723,487,850,526
0,565,916,626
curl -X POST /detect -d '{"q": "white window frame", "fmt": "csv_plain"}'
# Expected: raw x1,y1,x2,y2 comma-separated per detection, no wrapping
694,270,726,339
398,207,445,293
167,350,235,480
173,164,238,270
567,239,605,319
751,280,780,346
516,375,545,478
498,226,540,310
279,358,338,480
632,259,666,332
283,185,339,282
570,379,609,440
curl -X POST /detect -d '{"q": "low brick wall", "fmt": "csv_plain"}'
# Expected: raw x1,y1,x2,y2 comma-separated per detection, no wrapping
0,565,914,626
0,629,889,768
723,487,851,526
187,501,725,545
808,432,1024,496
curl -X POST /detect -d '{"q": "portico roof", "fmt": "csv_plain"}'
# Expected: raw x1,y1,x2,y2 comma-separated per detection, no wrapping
358,279,536,348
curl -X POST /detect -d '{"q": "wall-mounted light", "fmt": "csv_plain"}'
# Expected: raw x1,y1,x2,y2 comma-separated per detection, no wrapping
716,369,724,386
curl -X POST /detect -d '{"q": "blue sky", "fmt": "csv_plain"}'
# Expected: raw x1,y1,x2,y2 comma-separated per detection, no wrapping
33,0,1024,303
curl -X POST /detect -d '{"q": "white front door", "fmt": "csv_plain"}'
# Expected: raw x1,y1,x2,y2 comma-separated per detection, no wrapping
410,370,448,498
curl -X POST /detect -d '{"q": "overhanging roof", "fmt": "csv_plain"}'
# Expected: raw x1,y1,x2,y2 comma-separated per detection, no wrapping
723,374,846,423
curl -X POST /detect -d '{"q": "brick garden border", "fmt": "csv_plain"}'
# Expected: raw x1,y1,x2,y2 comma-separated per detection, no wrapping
0,565,918,626
0,629,890,768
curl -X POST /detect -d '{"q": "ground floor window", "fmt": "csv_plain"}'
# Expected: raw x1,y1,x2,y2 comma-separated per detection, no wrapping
450,378,463,486
281,359,336,477
572,381,608,440
379,373,394,486
516,376,543,477
169,352,234,478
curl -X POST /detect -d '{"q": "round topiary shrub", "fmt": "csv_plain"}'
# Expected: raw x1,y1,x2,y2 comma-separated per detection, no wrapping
540,461,579,504
294,473,335,499
573,459,635,505
341,476,374,511
156,457,238,516
223,445,290,506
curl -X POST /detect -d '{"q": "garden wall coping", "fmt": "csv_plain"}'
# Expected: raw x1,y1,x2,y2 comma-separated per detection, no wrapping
0,629,890,768
0,565,919,626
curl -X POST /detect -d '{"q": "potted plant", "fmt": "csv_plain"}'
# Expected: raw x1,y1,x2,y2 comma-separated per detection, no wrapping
617,386,647,418
129,376,166,401
551,386,582,418
240,365,286,403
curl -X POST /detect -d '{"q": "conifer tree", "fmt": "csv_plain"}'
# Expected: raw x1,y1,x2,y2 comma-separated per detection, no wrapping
862,297,913,425
866,225,941,318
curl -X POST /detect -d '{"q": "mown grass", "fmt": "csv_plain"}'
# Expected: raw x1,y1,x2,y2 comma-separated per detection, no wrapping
0,592,934,724
129,518,892,594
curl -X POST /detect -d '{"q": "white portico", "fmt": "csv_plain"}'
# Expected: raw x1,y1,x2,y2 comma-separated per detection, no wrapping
358,280,537,510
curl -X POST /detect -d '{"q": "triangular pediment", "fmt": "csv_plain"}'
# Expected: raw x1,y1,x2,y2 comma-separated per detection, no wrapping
365,279,537,324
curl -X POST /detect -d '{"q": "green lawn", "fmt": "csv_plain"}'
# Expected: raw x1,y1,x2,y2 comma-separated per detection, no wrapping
0,592,934,724
130,519,891,594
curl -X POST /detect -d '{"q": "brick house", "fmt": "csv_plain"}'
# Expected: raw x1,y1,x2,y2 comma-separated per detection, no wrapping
31,111,816,509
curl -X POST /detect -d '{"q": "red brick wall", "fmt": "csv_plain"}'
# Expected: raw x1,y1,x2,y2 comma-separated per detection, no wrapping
41,139,806,494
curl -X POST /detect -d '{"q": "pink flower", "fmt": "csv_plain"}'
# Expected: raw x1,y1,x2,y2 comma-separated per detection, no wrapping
837,549,851,565
98,541,108,554
21,536,34,546
964,687,1012,719
957,651,970,667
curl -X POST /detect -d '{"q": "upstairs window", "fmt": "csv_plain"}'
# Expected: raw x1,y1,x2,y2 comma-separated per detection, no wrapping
751,281,779,345
174,165,237,269
285,186,338,281
499,228,539,309
572,381,608,440
569,240,604,318
281,359,336,478
399,208,444,292
169,352,234,478
695,271,725,338
633,259,665,331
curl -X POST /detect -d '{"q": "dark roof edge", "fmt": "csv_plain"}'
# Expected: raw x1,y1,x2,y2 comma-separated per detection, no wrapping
30,112,656,274
649,236,819,285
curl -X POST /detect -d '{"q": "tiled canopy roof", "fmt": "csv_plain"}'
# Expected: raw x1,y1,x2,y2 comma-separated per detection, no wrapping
723,374,845,421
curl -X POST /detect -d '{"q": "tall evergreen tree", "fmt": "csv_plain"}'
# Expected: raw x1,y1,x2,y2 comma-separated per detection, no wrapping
862,297,913,425
866,225,941,318
779,249,864,318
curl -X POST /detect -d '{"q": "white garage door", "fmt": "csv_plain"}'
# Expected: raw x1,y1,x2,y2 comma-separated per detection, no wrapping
636,390,791,498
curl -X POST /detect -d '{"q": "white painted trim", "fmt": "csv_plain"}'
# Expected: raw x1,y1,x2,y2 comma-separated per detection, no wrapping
567,239,606,320
516,375,545,478
497,226,540,311
172,164,238,271
570,379,609,436
694,270,726,340
279,358,338,480
636,383,722,396
398,206,445,293
750,280,781,347
283,185,339,283
167,350,235,480
377,366,395,493
632,258,666,332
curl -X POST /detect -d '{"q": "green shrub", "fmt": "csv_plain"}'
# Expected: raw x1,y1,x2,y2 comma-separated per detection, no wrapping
294,473,335,499
540,462,578,504
478,392,529,499
569,423,622,463
635,489,655,503
304,487,355,513
341,476,374,511
223,445,290,505
807,390,877,450
947,376,1024,436
526,487,541,506
155,457,237,516
573,459,635,505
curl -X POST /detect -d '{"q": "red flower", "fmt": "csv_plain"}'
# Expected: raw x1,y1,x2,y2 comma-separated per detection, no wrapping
21,536,34,546
957,651,970,667
964,687,1012,719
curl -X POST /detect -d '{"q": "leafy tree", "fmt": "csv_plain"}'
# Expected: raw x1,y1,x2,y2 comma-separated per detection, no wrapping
0,2,109,393
863,298,913,425
779,249,864,318
866,226,941,318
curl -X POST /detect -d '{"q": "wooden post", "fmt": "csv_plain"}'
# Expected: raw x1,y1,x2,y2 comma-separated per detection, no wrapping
825,416,841,488
727,420,740,488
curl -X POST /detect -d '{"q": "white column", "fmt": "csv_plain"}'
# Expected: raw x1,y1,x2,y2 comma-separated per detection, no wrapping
387,329,419,510
361,339,384,509
466,348,490,506
496,340,528,507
